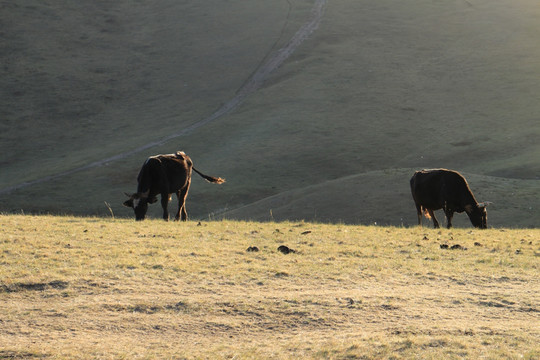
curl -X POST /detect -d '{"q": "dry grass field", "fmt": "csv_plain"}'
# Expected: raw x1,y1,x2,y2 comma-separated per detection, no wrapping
1,215,538,359
1,0,539,226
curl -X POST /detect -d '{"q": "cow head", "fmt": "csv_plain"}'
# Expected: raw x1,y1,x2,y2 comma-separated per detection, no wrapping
123,192,149,221
465,203,489,229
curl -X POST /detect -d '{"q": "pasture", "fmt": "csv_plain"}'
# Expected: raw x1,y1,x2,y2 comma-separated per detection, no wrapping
2,0,540,226
1,215,538,359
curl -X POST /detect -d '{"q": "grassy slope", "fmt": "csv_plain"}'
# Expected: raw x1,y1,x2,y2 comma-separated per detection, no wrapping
1,215,539,359
223,169,540,228
0,0,298,184
1,0,539,226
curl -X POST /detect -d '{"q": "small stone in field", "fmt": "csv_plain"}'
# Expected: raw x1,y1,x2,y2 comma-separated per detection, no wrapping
277,245,296,254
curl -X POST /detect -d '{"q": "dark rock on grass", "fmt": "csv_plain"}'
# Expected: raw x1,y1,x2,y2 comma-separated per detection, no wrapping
277,245,296,254
440,244,467,250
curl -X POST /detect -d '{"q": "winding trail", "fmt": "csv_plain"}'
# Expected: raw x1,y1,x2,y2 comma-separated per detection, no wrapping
1,0,327,196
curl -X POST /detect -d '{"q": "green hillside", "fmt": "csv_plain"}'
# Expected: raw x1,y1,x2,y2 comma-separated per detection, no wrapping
1,0,539,227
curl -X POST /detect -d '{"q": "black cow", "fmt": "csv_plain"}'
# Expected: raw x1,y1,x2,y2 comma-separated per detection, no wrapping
123,151,225,221
410,169,489,229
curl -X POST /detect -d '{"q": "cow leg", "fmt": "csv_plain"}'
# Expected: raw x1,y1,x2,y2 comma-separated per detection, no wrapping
174,189,187,221
175,185,190,221
445,210,454,229
173,191,182,221
161,193,170,221
428,209,440,228
415,204,423,226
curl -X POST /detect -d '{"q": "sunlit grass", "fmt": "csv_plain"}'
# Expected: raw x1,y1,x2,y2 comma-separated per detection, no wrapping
1,215,538,359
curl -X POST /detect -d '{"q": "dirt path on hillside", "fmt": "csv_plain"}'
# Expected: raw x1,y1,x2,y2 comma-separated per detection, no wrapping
0,0,327,196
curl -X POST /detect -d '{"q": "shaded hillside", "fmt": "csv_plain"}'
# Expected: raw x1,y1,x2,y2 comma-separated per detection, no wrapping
0,0,303,186
1,0,539,227
222,168,539,228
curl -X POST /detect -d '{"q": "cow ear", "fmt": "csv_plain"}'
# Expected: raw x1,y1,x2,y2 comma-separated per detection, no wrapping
123,199,134,208
478,201,492,208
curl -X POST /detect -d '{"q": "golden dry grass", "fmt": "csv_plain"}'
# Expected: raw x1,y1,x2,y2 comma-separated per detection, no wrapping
0,215,538,359
2,0,540,227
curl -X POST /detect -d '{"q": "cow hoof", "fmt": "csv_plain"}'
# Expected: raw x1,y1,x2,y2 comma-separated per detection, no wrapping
247,246,259,252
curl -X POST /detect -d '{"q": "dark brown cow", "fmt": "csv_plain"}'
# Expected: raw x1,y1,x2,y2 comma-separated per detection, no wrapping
123,151,225,221
410,169,489,229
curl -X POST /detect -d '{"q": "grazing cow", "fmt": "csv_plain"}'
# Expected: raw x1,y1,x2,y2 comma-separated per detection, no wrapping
123,151,225,221
410,169,488,229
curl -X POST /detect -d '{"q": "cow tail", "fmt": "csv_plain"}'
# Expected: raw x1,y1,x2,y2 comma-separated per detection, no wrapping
192,167,225,184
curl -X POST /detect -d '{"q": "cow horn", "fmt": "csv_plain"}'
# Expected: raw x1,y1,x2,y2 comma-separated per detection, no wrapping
125,192,141,199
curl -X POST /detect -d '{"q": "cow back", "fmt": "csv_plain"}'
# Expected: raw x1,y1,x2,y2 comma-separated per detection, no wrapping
411,169,477,212
159,154,192,193
137,153,192,196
